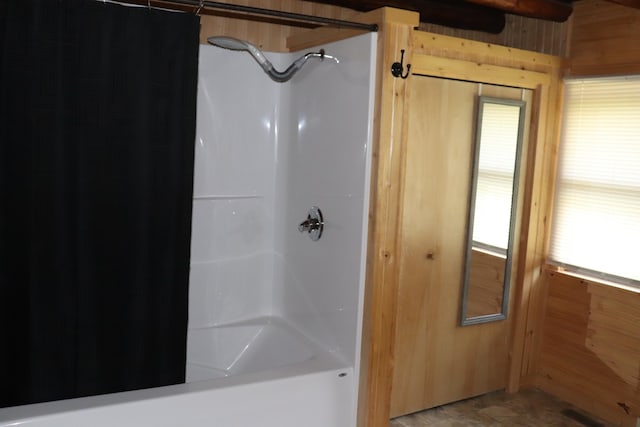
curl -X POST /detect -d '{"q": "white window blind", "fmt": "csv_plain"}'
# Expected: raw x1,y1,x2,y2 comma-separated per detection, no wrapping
473,102,521,252
549,76,640,284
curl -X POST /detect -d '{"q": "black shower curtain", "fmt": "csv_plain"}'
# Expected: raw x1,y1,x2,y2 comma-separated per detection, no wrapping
0,0,199,408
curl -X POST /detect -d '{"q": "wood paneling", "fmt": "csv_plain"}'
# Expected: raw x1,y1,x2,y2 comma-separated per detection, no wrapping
420,13,570,57
412,54,550,87
537,270,640,427
413,31,563,74
356,9,420,427
504,44,562,393
568,0,640,75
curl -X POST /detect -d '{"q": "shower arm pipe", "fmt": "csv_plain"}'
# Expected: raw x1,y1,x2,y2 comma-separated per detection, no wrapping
207,36,339,82
154,0,378,32
265,51,331,83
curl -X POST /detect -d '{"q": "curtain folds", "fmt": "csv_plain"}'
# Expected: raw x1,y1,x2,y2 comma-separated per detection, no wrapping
0,0,199,407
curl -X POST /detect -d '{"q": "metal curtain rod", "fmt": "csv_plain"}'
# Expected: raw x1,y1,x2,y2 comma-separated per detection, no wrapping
160,0,378,32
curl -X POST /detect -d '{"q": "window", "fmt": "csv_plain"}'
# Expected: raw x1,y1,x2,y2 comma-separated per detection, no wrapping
549,76,640,286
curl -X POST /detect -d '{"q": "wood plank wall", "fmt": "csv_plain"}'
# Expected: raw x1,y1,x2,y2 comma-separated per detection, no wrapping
537,271,640,426
420,14,569,57
567,0,640,76
534,3,640,426
197,0,569,55
352,8,420,427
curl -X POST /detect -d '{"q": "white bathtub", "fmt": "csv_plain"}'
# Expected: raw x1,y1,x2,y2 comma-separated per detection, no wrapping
0,316,355,427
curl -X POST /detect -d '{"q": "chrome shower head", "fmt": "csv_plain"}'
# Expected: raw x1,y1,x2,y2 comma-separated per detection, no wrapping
207,36,250,51
207,36,269,66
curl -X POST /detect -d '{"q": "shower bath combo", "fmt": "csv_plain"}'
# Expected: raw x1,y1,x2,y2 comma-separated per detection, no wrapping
0,33,377,427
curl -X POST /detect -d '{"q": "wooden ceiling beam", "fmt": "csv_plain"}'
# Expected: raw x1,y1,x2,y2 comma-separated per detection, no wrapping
605,0,640,8
308,0,507,33
418,0,506,32
463,0,573,21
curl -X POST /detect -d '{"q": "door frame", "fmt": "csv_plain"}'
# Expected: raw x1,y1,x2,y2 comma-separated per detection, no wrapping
362,30,564,427
409,31,563,393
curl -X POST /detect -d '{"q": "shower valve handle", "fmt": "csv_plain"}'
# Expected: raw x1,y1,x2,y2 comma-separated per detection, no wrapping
298,217,320,232
298,206,324,241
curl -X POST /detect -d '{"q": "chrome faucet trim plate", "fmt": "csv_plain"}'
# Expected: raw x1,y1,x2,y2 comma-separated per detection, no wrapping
298,206,324,241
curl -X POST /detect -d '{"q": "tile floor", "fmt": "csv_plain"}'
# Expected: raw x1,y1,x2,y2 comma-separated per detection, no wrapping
390,388,616,427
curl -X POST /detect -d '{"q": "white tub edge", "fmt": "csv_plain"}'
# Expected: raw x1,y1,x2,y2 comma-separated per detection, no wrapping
0,354,352,427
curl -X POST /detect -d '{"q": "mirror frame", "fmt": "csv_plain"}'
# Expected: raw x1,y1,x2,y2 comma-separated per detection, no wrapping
460,96,526,326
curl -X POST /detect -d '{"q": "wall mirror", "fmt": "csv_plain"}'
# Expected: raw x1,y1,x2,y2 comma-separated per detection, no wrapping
460,96,526,326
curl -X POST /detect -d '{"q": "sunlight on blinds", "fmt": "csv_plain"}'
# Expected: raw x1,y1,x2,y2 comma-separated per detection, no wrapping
550,76,640,284
473,102,520,251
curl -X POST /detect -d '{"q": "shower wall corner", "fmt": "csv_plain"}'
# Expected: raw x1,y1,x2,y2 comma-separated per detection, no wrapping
188,34,377,406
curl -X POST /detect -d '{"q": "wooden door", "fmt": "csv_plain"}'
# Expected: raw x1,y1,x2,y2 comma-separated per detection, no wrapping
390,75,531,417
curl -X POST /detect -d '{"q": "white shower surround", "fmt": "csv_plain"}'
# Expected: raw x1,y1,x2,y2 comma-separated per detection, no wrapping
0,33,377,427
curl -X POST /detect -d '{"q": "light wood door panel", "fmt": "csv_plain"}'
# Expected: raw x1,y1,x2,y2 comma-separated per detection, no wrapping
390,76,529,417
